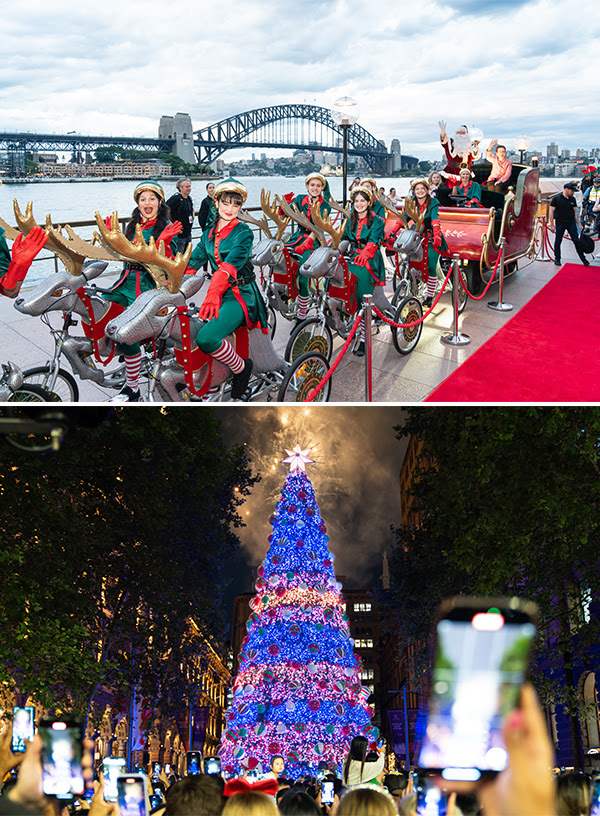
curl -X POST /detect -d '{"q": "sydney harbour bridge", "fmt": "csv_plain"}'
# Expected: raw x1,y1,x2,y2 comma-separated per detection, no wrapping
0,104,396,175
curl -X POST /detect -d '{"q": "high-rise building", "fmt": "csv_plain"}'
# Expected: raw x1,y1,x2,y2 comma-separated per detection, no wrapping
158,113,196,164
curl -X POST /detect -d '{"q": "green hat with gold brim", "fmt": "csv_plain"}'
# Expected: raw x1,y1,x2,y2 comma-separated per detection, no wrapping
305,172,327,188
214,177,248,203
410,177,430,191
133,180,165,203
350,185,374,206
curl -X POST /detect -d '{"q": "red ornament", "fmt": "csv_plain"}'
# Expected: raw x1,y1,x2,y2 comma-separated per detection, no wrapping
291,661,301,670
319,523,327,532
342,725,351,735
272,697,283,707
296,539,305,548
318,680,328,690
289,505,297,513
269,644,280,657
275,585,286,597
308,700,320,712
247,756,259,770
324,559,331,568
257,566,265,576
268,742,282,754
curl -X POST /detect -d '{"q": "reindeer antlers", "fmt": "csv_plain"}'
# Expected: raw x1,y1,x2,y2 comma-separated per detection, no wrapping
238,207,273,239
374,188,407,227
260,189,289,241
276,195,327,247
310,201,347,251
403,197,425,232
95,212,192,294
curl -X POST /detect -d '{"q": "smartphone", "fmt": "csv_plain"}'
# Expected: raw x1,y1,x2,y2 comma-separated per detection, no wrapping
590,777,600,816
316,769,326,783
149,793,162,810
415,772,447,816
186,751,202,775
102,757,127,803
418,596,539,781
321,780,335,806
204,756,221,775
164,763,171,775
117,774,148,816
11,706,35,753
39,718,84,799
152,761,161,777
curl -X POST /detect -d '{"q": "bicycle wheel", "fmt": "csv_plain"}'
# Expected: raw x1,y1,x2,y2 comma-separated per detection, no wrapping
391,296,423,355
284,317,333,363
278,352,332,403
21,365,79,402
7,384,53,402
391,277,410,307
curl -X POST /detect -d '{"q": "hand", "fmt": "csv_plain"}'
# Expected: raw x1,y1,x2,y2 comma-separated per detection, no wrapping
7,735,44,811
0,721,25,779
11,226,48,268
198,267,230,321
439,120,447,134
354,247,372,266
157,221,183,246
89,772,118,816
490,138,498,147
294,236,314,255
478,685,556,816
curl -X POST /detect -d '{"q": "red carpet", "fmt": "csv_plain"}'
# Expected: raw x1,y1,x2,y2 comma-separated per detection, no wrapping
426,264,600,402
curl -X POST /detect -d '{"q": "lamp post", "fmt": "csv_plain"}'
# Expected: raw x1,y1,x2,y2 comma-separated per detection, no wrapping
331,96,360,206
515,135,531,164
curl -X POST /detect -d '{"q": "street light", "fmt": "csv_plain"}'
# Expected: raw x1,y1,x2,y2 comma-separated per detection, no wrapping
515,135,531,164
331,96,360,206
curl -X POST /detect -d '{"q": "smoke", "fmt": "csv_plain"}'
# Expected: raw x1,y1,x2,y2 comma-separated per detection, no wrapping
215,406,408,589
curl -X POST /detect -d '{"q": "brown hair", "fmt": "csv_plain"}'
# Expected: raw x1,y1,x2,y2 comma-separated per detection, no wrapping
222,790,279,816
337,787,397,816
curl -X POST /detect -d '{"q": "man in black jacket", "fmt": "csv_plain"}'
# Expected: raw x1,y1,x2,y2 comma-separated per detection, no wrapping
549,181,589,267
166,178,195,253
197,182,216,231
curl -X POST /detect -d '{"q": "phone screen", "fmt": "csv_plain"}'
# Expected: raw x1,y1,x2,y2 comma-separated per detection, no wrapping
103,757,127,803
152,762,161,777
12,706,35,753
117,775,148,816
416,774,447,816
39,720,84,799
186,751,202,775
204,756,221,775
149,793,162,810
418,604,537,778
321,780,335,806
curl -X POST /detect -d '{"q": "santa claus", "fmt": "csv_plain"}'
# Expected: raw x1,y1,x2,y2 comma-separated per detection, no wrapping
439,121,481,188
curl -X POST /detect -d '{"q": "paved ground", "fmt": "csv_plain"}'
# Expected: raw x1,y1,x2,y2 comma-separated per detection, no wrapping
1,239,594,403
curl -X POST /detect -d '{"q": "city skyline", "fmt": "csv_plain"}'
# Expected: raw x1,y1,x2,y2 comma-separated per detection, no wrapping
1,0,599,162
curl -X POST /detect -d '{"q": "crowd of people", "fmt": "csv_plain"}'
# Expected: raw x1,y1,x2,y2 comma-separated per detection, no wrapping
1,683,596,816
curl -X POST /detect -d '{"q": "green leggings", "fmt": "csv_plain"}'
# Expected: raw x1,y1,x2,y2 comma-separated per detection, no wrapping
348,264,375,308
196,297,245,354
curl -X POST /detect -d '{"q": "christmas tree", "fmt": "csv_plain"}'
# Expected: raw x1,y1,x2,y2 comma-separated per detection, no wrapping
220,445,378,778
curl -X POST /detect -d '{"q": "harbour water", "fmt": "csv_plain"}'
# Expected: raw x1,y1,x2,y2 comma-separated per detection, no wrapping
0,175,414,286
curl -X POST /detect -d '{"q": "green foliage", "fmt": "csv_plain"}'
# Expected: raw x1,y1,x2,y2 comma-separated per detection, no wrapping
0,408,257,721
384,407,600,715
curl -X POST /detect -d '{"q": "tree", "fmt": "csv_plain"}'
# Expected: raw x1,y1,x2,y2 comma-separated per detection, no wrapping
94,146,125,163
0,407,258,725
383,407,600,768
220,450,376,777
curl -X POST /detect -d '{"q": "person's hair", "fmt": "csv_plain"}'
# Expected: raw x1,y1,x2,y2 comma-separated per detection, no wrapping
207,181,215,189
496,144,506,151
412,184,431,209
126,200,170,242
210,191,244,238
277,789,322,815
221,790,279,815
164,774,225,816
398,792,417,816
176,177,191,190
350,191,374,232
337,786,397,816
383,772,408,793
556,771,591,816
270,754,284,768
428,171,442,187
342,735,368,784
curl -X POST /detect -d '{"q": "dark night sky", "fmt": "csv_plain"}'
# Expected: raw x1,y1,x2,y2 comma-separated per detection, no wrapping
213,406,410,621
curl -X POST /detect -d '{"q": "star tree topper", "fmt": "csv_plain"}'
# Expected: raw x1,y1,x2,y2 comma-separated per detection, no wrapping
282,444,315,473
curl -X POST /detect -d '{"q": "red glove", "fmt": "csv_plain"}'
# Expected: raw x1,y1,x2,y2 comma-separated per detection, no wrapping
432,222,442,251
354,242,378,266
157,221,183,250
1,226,48,294
198,266,233,320
294,235,315,255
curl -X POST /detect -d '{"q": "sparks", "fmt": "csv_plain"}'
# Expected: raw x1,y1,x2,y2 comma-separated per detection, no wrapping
282,444,314,473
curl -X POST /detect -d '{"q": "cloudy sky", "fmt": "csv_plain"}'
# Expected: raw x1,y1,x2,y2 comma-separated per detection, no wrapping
215,406,409,603
2,0,599,161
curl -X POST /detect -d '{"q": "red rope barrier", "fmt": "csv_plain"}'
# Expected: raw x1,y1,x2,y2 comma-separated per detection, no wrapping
373,266,453,328
305,311,362,402
456,250,503,301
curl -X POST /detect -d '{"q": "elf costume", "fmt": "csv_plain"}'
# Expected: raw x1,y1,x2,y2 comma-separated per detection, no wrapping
188,178,268,400
283,172,332,319
410,179,448,304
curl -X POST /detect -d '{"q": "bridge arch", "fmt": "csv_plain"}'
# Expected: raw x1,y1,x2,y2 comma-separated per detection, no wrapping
194,104,390,174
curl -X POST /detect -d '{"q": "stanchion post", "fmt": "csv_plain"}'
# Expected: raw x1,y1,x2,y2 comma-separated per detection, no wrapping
540,217,547,261
488,237,513,312
363,295,373,402
441,254,471,347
